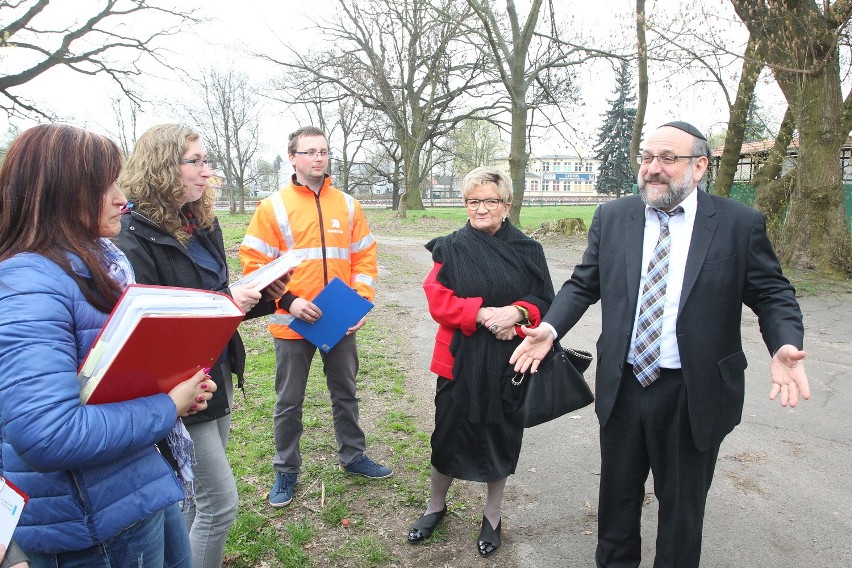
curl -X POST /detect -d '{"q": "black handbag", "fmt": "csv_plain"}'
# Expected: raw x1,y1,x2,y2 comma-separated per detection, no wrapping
502,344,594,428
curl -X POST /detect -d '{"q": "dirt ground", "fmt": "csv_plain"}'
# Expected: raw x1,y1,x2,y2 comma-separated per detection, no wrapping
371,223,852,568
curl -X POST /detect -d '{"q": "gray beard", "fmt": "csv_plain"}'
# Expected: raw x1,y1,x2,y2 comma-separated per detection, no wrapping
637,168,694,210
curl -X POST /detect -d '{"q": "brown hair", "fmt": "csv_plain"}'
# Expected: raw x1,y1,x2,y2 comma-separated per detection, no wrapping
119,124,214,244
0,123,124,312
287,126,327,155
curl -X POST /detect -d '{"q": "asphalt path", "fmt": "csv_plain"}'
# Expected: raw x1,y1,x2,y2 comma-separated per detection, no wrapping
377,234,851,568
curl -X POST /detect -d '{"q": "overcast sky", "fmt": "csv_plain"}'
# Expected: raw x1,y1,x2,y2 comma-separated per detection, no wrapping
1,0,786,160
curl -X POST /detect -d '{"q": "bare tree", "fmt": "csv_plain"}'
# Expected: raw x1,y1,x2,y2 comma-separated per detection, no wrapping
464,0,597,222
640,0,850,274
261,0,493,216
712,36,764,198
753,107,796,244
731,0,852,274
364,123,406,209
631,0,648,175
186,69,262,215
449,117,505,177
108,94,139,156
0,0,198,118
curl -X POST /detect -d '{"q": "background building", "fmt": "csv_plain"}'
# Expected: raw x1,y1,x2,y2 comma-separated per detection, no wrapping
493,153,602,204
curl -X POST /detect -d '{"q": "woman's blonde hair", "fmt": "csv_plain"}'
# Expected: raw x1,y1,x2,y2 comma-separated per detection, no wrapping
119,124,214,243
461,166,513,203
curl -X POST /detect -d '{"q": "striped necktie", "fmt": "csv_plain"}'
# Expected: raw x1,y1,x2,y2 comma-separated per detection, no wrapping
633,206,683,387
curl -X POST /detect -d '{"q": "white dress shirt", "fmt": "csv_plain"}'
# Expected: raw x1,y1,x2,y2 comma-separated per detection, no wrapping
626,188,698,369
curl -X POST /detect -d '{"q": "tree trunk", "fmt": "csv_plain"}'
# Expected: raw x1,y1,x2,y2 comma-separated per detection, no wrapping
714,37,762,197
508,99,528,224
778,60,852,272
225,173,236,215
753,107,795,244
399,128,424,216
731,0,852,275
630,0,648,176
391,160,401,210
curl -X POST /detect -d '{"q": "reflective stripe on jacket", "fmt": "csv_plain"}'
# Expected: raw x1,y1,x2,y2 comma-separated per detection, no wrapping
239,175,378,339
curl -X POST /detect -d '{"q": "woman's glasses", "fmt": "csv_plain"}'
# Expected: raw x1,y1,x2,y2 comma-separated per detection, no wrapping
464,198,503,211
179,158,213,169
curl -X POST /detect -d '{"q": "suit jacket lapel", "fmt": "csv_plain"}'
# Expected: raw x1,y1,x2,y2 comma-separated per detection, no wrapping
625,200,646,318
680,190,718,311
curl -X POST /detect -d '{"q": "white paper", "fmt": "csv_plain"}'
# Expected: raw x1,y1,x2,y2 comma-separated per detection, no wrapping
0,477,26,548
231,250,304,290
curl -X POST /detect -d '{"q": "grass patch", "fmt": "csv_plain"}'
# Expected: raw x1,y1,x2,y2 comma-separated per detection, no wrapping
223,315,407,566
363,205,597,236
783,267,852,297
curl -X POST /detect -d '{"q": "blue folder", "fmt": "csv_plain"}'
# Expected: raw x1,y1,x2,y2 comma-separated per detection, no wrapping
288,277,374,352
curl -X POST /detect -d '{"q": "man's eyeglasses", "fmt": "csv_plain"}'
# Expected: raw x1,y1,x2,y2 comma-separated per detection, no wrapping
636,154,703,166
293,150,332,158
179,158,213,169
464,198,503,211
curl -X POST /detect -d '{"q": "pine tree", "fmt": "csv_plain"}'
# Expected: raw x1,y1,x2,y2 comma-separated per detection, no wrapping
593,61,637,197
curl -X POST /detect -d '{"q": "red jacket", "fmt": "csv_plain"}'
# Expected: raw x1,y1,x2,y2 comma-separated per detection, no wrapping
423,262,543,379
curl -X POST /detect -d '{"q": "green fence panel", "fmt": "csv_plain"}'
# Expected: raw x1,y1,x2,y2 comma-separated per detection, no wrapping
713,182,851,233
727,182,755,206
845,184,852,230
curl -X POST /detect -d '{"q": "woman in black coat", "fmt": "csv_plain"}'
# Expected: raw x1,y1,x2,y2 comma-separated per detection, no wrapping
115,124,288,568
408,167,555,558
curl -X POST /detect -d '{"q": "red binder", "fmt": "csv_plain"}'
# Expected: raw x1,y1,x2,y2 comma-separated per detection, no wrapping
78,284,245,405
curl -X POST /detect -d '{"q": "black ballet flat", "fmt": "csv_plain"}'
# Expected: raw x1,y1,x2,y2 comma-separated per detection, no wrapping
408,506,447,544
477,516,502,558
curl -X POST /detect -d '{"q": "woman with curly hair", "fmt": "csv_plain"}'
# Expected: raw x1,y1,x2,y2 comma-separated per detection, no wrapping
115,124,289,568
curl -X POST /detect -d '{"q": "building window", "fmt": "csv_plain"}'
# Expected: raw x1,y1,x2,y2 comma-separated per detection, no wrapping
574,162,582,172
543,180,550,191
530,180,539,191
585,162,593,172
543,162,551,172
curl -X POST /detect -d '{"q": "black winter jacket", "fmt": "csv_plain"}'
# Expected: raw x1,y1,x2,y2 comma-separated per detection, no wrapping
114,210,275,426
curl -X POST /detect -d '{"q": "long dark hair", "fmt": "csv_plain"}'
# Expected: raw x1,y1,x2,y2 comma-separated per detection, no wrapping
0,124,124,312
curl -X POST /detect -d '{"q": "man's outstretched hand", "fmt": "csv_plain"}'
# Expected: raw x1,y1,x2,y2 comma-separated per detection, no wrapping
509,325,555,373
769,344,810,407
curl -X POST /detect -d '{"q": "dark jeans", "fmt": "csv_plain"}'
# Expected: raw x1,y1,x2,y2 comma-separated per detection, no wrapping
27,503,190,568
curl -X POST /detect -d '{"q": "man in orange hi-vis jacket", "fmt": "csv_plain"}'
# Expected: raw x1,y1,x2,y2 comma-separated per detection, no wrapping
239,126,391,509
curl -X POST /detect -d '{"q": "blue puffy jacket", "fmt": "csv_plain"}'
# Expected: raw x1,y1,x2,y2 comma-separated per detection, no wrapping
0,253,184,554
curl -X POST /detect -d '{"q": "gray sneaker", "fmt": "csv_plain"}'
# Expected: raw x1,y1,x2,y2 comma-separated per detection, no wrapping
269,472,297,507
340,454,393,479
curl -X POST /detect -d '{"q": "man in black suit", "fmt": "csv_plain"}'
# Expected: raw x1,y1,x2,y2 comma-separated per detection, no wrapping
510,121,810,567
